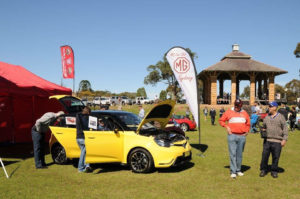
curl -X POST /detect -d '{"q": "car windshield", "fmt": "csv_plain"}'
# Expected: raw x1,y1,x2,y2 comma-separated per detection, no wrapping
114,112,141,130
60,97,85,114
173,115,185,119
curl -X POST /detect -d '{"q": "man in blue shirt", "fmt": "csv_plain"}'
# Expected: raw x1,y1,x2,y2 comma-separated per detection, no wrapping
250,110,259,133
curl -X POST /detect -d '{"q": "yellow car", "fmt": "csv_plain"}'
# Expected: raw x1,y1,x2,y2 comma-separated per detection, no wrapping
49,95,192,173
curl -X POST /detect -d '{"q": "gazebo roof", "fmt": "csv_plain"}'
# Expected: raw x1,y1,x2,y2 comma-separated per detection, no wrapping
199,45,288,76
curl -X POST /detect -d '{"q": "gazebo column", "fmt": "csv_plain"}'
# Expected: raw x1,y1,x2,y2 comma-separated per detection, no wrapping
269,75,275,102
231,73,236,105
263,77,268,99
210,74,217,105
258,79,262,100
236,79,240,98
250,73,256,105
219,78,224,98
206,78,210,104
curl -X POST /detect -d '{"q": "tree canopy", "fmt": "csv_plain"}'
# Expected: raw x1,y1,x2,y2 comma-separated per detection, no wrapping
136,87,147,97
78,80,93,92
294,43,300,57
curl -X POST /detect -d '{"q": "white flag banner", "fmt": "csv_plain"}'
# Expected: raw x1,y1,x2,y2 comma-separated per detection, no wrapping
166,47,200,128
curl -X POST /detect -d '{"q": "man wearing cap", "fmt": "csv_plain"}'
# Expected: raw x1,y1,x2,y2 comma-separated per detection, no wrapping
219,99,250,179
259,101,288,178
32,111,64,169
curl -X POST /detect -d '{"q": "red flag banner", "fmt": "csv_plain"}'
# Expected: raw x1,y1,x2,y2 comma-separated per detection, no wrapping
60,45,74,79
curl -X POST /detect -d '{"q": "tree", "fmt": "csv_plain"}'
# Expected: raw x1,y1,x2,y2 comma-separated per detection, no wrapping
78,80,93,92
275,84,285,99
136,87,147,97
144,48,197,100
240,85,250,99
285,79,300,102
294,43,300,57
159,90,167,100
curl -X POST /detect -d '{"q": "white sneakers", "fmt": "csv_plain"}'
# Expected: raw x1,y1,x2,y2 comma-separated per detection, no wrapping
231,172,244,178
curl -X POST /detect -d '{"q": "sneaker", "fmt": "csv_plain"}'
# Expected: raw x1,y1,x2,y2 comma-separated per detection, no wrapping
85,166,93,173
237,172,244,176
230,173,237,179
259,171,267,177
271,172,278,178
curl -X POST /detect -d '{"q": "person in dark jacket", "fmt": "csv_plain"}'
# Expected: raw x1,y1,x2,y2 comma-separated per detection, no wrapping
210,108,216,125
278,103,288,121
32,111,64,169
219,107,225,118
289,106,296,131
76,106,92,173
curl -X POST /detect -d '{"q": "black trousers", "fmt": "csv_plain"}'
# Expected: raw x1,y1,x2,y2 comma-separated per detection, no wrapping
211,116,215,125
260,140,282,173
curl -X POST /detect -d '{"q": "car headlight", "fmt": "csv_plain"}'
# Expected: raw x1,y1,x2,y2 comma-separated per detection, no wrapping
154,138,173,147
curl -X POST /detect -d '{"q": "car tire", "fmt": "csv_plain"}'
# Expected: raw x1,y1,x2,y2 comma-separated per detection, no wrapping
128,148,154,173
51,143,68,164
180,123,189,132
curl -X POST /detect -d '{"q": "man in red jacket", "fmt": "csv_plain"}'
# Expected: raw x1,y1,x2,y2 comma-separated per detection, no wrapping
219,99,250,179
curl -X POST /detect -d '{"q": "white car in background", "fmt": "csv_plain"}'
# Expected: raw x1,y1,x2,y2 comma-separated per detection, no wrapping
100,97,111,105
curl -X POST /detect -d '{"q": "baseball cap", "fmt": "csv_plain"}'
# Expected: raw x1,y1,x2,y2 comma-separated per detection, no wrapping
269,101,278,107
234,99,243,108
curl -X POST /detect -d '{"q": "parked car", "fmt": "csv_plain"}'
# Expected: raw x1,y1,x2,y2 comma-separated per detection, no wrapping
49,96,192,173
110,96,120,105
135,97,152,105
120,96,132,105
100,97,111,105
81,98,92,106
92,97,101,106
169,115,196,132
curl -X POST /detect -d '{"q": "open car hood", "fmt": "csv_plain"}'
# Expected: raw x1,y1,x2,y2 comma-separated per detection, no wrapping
49,95,85,114
136,100,176,133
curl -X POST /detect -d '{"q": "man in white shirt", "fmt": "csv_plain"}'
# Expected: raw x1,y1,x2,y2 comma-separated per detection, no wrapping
138,105,145,119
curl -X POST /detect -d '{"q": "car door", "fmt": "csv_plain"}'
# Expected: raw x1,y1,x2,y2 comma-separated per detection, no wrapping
50,126,80,158
85,116,124,163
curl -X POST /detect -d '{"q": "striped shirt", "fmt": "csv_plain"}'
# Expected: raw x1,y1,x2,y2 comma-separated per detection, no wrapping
219,109,250,134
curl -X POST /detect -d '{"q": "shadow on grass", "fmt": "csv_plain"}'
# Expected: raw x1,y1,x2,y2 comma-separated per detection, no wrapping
157,162,195,173
190,144,208,153
224,165,251,172
1,160,19,166
93,163,130,174
71,161,195,174
0,143,49,160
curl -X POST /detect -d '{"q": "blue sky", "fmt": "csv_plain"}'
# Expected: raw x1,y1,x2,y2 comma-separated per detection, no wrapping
0,0,299,98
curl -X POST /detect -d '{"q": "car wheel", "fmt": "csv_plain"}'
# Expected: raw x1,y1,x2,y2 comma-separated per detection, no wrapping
180,123,189,132
51,143,68,164
129,148,154,173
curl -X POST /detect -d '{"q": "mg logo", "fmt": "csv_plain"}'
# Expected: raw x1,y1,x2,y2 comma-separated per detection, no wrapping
174,57,190,73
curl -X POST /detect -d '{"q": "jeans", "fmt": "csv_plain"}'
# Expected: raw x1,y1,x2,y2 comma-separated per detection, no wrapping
32,128,46,168
227,134,246,174
76,138,90,172
260,140,282,173
250,123,258,133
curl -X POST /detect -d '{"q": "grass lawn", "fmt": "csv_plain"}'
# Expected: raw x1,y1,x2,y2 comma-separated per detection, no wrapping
1,104,300,199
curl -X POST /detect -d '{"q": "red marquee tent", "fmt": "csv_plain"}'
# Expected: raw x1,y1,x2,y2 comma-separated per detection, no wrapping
0,61,72,143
